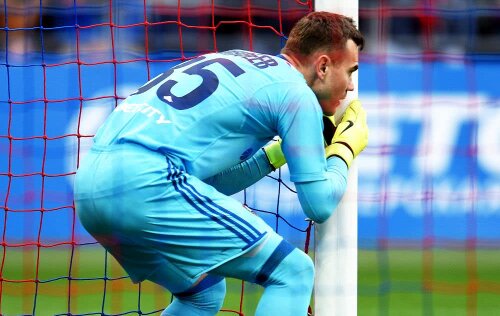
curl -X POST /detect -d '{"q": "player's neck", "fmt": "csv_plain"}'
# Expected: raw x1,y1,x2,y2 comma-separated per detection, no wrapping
281,53,314,85
281,53,300,69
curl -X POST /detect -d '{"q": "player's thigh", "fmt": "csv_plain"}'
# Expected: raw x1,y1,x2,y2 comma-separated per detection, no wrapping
138,173,275,284
185,174,275,237
209,230,285,282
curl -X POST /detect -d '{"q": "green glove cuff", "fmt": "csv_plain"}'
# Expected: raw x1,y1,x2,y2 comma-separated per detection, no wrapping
325,142,354,168
262,140,286,170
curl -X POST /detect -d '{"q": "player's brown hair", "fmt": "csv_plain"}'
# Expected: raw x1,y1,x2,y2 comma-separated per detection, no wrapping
282,11,364,57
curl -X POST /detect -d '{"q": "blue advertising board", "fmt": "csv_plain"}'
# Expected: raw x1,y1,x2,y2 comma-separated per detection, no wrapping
0,56,499,245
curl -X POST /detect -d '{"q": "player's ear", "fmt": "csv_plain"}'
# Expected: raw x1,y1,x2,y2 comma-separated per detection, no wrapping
316,54,330,80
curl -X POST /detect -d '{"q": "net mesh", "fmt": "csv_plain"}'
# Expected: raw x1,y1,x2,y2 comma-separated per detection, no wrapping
0,1,312,315
3,0,500,315
358,1,500,315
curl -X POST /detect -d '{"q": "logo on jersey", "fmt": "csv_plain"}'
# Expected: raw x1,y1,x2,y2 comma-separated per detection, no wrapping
115,102,172,125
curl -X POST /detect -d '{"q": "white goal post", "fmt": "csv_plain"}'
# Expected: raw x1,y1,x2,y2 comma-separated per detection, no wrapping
313,1,359,316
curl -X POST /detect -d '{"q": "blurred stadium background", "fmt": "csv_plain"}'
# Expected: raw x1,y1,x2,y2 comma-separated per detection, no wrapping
0,0,499,315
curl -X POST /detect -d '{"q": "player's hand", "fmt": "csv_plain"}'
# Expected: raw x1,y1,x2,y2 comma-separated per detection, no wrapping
324,99,368,168
262,138,286,170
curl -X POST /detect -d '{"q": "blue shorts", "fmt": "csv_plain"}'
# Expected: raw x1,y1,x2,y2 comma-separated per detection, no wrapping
74,144,271,293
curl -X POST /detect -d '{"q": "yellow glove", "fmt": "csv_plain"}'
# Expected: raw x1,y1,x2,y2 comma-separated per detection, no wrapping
324,99,368,168
262,138,286,170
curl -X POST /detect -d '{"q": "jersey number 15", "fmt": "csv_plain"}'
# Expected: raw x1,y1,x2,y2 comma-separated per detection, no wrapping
131,56,245,110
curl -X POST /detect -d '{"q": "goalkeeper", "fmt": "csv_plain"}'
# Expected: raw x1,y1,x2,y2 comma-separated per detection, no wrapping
74,11,367,316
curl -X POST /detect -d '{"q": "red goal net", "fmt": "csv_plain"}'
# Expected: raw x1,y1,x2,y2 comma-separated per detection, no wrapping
0,1,312,315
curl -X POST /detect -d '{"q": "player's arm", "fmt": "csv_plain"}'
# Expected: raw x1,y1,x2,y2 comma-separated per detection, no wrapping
201,140,286,195
295,99,368,223
294,157,348,223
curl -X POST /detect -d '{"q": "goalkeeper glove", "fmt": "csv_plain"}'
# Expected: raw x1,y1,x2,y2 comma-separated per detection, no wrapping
324,99,368,168
262,138,286,170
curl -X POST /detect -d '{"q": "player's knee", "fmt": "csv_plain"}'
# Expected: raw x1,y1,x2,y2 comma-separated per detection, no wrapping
257,240,314,293
199,277,226,313
286,249,315,292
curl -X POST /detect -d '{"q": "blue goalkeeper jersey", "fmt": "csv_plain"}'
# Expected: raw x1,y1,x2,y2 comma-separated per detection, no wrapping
93,50,327,182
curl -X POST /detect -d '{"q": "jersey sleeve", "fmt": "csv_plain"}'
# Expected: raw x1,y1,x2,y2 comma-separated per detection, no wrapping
295,156,348,223
275,83,328,183
201,149,274,195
